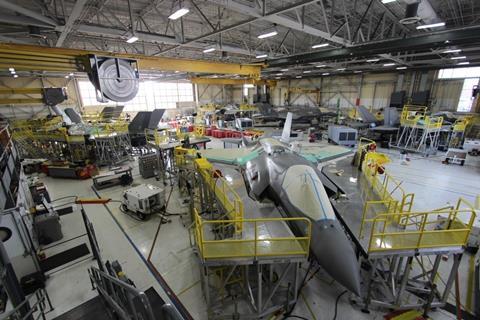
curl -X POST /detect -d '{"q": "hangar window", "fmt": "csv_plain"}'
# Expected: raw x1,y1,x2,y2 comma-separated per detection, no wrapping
78,80,194,111
437,67,480,79
437,67,480,112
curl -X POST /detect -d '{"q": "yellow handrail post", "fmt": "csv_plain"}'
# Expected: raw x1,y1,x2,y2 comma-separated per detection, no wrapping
254,221,258,258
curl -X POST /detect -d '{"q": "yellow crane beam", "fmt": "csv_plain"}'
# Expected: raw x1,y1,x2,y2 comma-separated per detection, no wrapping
0,88,43,95
190,77,276,86
0,43,262,76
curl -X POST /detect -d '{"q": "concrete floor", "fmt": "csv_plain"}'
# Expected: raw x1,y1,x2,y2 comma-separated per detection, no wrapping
35,134,479,320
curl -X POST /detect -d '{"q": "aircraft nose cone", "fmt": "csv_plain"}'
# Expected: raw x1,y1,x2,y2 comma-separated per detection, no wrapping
311,220,362,296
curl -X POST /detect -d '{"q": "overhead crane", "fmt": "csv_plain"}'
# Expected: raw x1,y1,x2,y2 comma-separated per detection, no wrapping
0,43,262,77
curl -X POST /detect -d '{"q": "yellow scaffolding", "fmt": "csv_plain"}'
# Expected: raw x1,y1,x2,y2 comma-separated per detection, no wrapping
367,198,476,253
193,208,311,260
194,158,244,233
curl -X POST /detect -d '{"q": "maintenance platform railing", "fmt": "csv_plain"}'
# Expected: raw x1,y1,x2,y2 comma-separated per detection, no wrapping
193,208,311,261
194,158,244,233
367,197,476,253
400,105,443,129
359,151,415,237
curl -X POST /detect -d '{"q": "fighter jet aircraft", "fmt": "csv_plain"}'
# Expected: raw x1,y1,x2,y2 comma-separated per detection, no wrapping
254,102,336,125
199,113,362,296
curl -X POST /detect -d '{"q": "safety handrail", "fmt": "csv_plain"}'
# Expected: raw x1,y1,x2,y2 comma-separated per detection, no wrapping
193,208,311,260
89,267,156,320
0,288,51,320
194,158,244,233
367,198,476,253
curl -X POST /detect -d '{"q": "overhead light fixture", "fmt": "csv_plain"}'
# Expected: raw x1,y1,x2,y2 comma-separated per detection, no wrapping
316,64,326,68
336,68,346,71
8,67,14,72
175,70,180,73
256,54,268,59
275,77,281,79
416,22,445,30
312,43,329,49
458,61,470,65
64,75,69,78
296,76,302,79
303,70,311,73
396,66,407,70
383,63,396,67
275,73,283,76
69,72,74,76
381,0,396,3
280,69,289,72
354,70,363,73
10,70,15,74
322,72,330,76
168,8,189,20
258,26,278,39
367,59,380,62
450,56,466,60
203,47,216,53
258,30,278,39
126,35,138,43
13,74,18,78
443,49,461,54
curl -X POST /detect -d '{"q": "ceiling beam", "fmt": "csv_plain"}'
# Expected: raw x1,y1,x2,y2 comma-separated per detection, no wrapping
206,0,350,46
268,26,480,67
0,0,58,27
0,13,55,28
56,0,89,47
63,24,258,56
0,34,32,44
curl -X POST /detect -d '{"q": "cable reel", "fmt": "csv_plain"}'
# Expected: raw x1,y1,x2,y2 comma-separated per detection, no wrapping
88,55,139,103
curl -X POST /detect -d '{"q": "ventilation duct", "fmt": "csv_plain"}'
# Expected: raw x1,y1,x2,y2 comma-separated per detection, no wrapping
400,2,421,25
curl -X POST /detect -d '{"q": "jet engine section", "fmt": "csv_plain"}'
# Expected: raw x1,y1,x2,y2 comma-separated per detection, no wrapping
87,55,139,103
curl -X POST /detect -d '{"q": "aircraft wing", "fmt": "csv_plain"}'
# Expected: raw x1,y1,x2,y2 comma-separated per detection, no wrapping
198,148,260,166
298,145,353,164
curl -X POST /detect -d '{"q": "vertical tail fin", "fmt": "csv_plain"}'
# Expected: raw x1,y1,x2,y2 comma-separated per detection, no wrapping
280,112,293,143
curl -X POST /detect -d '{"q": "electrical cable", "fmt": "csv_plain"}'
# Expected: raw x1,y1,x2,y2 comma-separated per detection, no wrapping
332,290,348,320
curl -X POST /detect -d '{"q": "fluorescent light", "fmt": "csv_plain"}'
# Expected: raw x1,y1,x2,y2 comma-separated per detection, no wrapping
396,66,407,70
203,47,215,53
256,54,268,58
322,72,330,76
126,35,138,43
367,58,380,62
69,72,74,76
13,74,18,78
280,69,289,72
450,56,466,60
275,73,283,76
303,70,311,73
416,22,445,30
258,30,278,39
354,70,363,73
312,43,329,49
316,64,326,68
443,49,461,54
381,0,396,3
64,75,69,78
383,63,396,67
8,67,14,72
175,70,179,73
10,70,15,74
336,68,346,71
168,8,189,20
457,62,470,65
275,77,281,79
296,76,302,79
